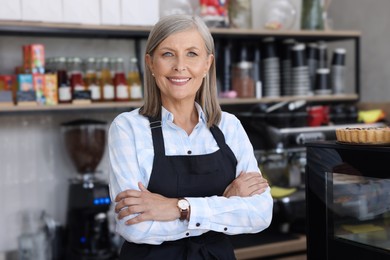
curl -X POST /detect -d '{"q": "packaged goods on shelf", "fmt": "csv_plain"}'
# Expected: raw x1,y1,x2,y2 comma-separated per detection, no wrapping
33,73,59,105
44,74,58,105
33,74,45,105
23,44,45,74
16,74,36,106
0,75,15,106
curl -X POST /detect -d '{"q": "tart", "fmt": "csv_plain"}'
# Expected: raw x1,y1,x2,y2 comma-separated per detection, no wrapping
335,127,390,144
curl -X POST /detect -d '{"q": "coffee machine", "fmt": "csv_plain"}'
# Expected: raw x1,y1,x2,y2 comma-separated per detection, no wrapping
61,119,117,260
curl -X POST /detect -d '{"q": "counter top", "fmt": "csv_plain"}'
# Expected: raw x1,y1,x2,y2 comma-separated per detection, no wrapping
232,234,306,259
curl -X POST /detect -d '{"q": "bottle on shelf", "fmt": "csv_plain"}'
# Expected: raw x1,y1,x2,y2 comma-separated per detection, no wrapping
113,57,130,102
109,57,117,79
84,57,100,102
99,57,115,102
68,57,86,95
127,57,143,101
56,57,72,104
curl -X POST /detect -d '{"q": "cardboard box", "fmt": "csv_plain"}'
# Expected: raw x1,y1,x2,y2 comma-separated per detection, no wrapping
23,44,45,74
17,74,36,105
44,74,58,105
0,75,17,104
17,74,34,92
0,0,21,21
0,75,15,91
121,0,159,26
100,0,121,25
33,74,45,105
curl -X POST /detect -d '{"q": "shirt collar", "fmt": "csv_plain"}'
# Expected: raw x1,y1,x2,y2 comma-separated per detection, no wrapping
161,102,207,125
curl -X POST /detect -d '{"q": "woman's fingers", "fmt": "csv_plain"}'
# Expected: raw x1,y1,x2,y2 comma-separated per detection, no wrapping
115,189,140,202
224,172,269,198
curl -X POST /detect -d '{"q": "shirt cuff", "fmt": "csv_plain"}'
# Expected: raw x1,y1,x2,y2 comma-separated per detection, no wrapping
186,197,212,230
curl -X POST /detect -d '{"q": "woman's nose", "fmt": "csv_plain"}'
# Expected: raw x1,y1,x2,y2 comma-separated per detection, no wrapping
173,57,186,72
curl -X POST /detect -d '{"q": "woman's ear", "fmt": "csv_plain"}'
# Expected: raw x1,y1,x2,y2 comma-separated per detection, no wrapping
145,54,153,73
204,54,214,75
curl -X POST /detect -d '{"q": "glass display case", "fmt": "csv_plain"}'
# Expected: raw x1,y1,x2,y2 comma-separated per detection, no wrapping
305,141,390,260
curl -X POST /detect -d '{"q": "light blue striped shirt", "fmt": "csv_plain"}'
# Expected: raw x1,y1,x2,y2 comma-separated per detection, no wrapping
108,103,273,245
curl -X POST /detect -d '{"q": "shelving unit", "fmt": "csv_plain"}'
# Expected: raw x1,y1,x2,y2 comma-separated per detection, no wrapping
0,21,361,114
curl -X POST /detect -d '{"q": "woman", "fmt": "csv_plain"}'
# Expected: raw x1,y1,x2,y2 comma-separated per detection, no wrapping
108,14,273,259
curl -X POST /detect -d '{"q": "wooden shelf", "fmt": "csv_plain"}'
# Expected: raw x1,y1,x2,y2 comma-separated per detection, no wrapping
219,94,358,105
0,20,360,41
234,234,306,260
0,94,358,114
0,101,141,113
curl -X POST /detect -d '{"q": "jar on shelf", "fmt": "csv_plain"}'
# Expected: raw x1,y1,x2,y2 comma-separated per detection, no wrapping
56,57,72,104
127,57,143,101
231,61,255,98
229,0,252,29
68,57,85,94
84,57,100,102
113,57,130,102
261,0,296,30
99,57,115,102
301,0,324,30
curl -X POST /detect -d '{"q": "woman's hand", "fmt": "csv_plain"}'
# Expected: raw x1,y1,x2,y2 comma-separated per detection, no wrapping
223,172,269,198
114,182,179,225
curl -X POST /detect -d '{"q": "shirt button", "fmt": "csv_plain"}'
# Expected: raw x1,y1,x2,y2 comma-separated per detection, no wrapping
187,150,192,155
186,232,190,236
196,223,200,227
224,227,228,231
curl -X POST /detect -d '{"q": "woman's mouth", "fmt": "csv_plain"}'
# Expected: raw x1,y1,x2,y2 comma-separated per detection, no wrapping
168,77,191,84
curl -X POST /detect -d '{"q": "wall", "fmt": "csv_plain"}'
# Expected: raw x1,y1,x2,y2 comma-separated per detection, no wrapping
0,111,122,253
328,0,390,102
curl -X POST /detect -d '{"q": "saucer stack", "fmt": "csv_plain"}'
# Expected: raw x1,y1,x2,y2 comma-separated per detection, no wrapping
290,43,312,96
262,37,281,97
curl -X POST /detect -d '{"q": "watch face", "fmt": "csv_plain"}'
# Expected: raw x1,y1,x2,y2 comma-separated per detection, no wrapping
178,199,189,209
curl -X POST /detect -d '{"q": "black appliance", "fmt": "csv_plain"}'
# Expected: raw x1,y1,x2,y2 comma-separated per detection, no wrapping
61,119,117,260
238,105,385,235
306,141,390,260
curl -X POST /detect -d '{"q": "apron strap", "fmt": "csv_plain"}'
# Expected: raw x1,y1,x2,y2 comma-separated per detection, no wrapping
210,125,238,166
149,115,165,156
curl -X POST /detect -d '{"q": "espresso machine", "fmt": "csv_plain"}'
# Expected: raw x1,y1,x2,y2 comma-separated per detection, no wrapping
238,102,384,234
237,102,339,234
61,119,117,260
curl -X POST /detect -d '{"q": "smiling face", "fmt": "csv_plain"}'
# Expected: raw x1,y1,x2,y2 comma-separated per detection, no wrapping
146,29,213,106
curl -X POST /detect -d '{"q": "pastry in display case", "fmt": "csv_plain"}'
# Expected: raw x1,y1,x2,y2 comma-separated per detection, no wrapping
335,126,390,144
305,141,390,260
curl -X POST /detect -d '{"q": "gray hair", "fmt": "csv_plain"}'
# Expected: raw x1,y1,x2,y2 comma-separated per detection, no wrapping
139,14,221,128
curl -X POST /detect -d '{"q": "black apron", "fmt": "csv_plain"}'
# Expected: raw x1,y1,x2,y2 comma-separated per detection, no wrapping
120,116,237,260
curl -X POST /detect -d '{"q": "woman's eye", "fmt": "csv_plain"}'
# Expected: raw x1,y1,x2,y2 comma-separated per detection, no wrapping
187,52,198,57
162,52,173,57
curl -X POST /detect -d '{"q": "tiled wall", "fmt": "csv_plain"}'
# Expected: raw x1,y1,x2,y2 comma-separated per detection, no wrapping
0,37,137,252
0,111,120,252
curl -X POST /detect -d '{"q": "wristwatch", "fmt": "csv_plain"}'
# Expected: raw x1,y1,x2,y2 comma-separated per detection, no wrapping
177,198,190,221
